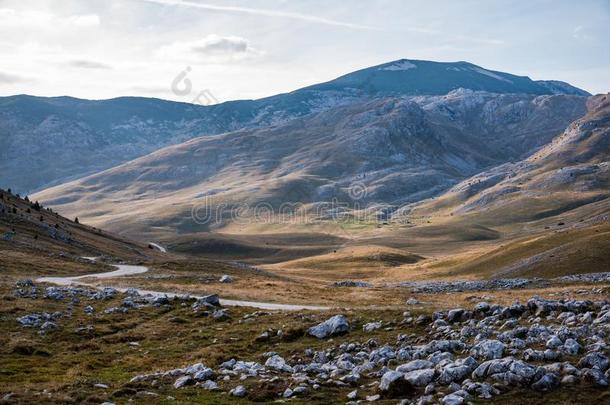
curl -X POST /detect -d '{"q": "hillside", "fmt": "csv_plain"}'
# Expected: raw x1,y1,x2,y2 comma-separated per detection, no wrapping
399,93,610,279
0,187,162,277
33,91,588,237
414,93,610,222
1,59,590,194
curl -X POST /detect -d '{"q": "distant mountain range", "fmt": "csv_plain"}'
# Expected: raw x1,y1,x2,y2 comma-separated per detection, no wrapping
1,59,591,195
32,94,590,236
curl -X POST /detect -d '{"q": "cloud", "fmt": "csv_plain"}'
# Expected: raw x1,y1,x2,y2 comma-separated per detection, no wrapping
138,0,377,30
66,14,101,27
0,71,25,84
157,35,259,62
572,26,592,40
66,59,113,69
191,35,249,55
0,8,100,29
454,35,506,46
129,85,173,95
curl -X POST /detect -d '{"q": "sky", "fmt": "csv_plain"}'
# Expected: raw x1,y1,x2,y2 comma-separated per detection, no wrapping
0,0,608,104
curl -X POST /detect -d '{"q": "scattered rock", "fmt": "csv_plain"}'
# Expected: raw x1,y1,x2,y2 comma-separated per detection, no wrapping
441,393,465,405
212,309,230,321
332,281,372,288
230,385,247,397
379,370,412,397
363,321,382,332
308,315,349,339
122,295,610,401
470,340,505,360
404,369,435,386
173,375,193,389
531,373,559,391
199,380,219,390
192,294,220,311
265,355,293,373
582,368,610,386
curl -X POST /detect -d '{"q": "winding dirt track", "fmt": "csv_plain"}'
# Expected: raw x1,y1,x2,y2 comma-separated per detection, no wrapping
36,263,330,311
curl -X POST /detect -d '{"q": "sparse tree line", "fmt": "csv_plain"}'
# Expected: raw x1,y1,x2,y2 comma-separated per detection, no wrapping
0,187,88,242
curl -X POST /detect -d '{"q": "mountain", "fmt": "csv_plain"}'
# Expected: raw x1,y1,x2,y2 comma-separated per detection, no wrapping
1,59,590,194
414,93,610,220
0,95,211,194
306,59,591,96
399,93,610,278
33,90,588,237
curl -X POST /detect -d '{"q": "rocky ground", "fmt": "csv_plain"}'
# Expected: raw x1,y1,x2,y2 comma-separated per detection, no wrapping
1,278,609,404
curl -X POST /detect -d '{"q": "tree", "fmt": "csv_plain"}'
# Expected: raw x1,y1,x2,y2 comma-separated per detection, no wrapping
24,196,29,202
74,217,79,224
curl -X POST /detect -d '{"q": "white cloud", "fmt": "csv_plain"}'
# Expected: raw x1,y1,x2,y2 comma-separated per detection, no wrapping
0,1,605,99
0,8,100,29
157,35,260,62
0,71,26,84
65,14,101,27
66,59,113,70
572,26,593,40
138,0,377,30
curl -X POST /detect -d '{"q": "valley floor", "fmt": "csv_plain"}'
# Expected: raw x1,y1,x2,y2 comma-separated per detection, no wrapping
2,189,610,404
1,275,609,404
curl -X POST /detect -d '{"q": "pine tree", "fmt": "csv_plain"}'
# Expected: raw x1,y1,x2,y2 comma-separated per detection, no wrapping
74,217,79,224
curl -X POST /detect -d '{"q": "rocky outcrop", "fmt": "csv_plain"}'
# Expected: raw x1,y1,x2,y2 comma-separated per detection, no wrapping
308,315,350,339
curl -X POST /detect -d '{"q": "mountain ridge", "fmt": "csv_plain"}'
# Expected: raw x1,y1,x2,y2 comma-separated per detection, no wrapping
1,58,591,194
32,90,589,237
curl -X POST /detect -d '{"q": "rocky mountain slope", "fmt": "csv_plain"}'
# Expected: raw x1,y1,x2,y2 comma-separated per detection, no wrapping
1,59,590,194
33,90,588,236
415,93,610,221
400,93,610,279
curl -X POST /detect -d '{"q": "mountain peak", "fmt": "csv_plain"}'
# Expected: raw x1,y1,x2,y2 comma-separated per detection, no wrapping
309,59,589,97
